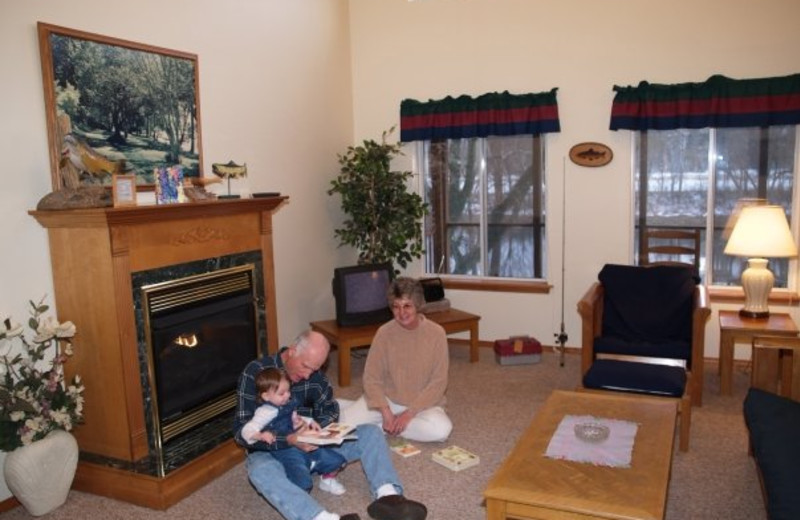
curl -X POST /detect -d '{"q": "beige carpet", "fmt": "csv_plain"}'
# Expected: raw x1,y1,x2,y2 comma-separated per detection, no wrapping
2,344,766,520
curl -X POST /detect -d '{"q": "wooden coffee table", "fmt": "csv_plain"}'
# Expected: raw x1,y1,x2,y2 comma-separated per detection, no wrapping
484,390,677,520
310,308,480,387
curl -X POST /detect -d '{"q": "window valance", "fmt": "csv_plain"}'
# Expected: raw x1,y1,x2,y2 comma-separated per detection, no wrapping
400,89,560,142
610,73,800,131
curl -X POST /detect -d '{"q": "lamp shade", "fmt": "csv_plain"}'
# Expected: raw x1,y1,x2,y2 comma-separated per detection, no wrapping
723,205,798,258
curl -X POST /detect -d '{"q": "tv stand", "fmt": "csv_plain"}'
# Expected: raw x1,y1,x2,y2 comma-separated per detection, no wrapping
310,308,481,387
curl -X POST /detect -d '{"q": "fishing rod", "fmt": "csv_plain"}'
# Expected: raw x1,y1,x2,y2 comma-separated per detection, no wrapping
553,157,568,367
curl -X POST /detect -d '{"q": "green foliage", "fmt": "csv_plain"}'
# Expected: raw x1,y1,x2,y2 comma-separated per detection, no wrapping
328,128,428,272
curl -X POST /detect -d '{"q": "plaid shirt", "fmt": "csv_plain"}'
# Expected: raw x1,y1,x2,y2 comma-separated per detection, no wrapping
233,348,339,452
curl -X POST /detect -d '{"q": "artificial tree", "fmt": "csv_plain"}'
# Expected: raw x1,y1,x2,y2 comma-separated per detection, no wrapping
328,128,428,272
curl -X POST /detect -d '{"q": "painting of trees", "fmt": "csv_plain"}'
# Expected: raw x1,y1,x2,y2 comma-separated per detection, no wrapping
39,23,202,186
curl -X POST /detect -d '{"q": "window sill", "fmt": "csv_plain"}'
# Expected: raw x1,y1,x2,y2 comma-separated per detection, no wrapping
440,277,551,294
708,286,800,306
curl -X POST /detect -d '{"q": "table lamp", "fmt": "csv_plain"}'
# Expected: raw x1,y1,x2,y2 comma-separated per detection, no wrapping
723,204,798,318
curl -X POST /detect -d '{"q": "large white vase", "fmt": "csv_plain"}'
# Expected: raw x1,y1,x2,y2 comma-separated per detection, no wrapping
3,430,79,516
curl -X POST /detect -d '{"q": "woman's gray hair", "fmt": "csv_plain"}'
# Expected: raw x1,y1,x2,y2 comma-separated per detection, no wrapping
387,277,425,309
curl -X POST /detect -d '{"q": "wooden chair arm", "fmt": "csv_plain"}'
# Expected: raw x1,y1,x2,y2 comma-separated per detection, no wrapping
577,282,603,376
690,284,711,370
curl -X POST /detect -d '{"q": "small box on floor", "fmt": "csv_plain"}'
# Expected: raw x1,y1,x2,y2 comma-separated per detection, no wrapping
493,336,542,365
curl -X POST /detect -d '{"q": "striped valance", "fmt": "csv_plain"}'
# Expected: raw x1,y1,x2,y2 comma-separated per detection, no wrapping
400,89,560,142
610,73,800,131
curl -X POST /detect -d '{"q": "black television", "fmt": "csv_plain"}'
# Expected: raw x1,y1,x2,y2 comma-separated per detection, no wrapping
332,263,394,327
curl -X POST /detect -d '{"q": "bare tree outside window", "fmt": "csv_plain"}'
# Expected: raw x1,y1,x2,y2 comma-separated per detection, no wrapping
634,125,797,287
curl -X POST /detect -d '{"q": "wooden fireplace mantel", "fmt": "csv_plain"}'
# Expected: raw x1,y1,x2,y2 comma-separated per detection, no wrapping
29,196,287,509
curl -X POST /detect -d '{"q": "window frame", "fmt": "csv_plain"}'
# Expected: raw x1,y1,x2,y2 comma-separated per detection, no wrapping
630,126,800,298
415,134,550,293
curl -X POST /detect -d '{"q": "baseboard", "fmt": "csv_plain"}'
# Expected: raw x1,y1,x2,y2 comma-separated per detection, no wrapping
0,496,20,513
449,338,581,355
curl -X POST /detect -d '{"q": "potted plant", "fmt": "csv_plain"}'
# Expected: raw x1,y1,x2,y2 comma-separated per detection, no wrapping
328,127,428,272
1,297,85,516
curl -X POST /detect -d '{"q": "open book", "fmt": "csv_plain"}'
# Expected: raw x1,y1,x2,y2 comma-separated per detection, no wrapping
388,437,421,458
296,422,357,446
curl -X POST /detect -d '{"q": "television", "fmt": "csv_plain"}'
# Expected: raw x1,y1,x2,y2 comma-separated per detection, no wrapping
333,263,394,327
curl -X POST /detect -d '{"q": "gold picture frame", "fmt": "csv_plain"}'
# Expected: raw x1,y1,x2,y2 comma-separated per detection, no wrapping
37,22,204,191
112,174,137,207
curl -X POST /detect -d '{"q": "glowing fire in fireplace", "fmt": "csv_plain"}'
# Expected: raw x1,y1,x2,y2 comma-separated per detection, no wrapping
173,333,199,348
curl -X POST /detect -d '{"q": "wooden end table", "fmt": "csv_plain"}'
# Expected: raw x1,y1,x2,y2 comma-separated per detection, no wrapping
718,310,798,395
484,390,677,520
310,308,480,387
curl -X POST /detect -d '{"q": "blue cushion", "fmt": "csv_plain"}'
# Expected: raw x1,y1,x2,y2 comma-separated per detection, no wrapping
743,388,800,520
599,264,698,343
583,359,686,398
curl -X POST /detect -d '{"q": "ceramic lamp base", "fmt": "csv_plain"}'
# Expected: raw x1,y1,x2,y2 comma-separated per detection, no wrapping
739,258,773,320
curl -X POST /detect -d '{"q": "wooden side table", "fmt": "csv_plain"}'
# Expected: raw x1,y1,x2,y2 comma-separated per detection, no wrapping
310,308,481,387
718,310,798,395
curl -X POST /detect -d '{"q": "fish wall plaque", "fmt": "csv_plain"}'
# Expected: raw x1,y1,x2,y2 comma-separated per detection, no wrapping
569,142,613,167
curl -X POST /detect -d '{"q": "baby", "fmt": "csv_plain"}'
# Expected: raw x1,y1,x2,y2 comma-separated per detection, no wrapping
241,367,347,495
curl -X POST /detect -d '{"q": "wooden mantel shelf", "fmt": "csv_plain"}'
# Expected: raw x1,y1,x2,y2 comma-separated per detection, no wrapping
29,196,287,509
29,195,287,227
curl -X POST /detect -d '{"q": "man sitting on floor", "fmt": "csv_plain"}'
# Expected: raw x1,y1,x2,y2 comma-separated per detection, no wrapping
234,329,428,520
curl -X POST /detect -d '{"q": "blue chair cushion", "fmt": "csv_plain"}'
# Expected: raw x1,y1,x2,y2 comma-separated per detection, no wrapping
743,388,800,520
583,359,687,398
597,264,699,366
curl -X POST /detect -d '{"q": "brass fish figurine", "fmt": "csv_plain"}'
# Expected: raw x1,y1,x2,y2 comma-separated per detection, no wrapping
212,160,248,178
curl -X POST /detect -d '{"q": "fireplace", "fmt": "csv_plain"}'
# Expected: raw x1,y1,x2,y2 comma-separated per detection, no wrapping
140,264,260,476
30,197,286,509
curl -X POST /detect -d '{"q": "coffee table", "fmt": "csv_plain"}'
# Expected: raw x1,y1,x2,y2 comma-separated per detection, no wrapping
484,390,677,520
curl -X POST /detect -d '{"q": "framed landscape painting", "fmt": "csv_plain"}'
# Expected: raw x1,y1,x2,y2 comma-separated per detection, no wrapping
37,22,204,190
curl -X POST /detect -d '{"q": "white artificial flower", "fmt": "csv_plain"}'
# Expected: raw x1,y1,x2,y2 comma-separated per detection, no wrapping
55,320,76,339
33,316,59,343
1,316,24,338
10,411,26,422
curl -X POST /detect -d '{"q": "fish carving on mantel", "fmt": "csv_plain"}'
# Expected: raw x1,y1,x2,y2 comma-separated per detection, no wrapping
569,142,614,167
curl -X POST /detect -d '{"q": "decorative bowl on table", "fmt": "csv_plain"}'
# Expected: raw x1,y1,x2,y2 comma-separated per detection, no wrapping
574,422,610,443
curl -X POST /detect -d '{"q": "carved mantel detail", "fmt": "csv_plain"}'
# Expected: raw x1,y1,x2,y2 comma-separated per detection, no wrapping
171,226,230,245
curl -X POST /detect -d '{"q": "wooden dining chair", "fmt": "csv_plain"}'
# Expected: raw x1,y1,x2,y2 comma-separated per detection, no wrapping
640,227,701,270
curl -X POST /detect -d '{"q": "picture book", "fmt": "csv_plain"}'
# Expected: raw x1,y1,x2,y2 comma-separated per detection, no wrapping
431,445,480,472
388,437,421,458
296,422,357,446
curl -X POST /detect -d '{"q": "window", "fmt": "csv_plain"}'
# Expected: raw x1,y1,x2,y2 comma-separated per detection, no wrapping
418,134,546,279
633,125,797,287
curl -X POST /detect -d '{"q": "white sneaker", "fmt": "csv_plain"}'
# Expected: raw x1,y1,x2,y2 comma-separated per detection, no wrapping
319,476,346,496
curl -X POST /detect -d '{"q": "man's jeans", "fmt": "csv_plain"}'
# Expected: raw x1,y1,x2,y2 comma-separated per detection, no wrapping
246,424,403,520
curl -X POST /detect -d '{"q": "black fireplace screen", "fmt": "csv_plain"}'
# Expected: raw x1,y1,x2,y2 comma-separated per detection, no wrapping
141,264,259,476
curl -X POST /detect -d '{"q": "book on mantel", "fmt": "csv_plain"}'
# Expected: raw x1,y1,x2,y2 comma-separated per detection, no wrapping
431,445,480,471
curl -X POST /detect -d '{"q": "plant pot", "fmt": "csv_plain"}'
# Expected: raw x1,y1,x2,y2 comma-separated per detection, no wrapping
3,430,79,516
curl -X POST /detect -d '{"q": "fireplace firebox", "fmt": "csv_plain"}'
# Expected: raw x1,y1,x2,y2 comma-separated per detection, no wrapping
141,264,259,476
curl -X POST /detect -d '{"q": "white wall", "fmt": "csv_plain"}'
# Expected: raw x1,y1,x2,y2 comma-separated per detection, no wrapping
0,0,353,499
348,0,800,358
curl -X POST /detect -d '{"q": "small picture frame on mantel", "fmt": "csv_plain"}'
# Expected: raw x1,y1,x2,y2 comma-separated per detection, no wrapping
113,174,137,207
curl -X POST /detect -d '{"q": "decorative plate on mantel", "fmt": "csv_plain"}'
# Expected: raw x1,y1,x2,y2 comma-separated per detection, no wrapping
569,142,613,167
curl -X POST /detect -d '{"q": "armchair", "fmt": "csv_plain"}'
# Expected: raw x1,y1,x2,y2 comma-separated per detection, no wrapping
577,264,710,406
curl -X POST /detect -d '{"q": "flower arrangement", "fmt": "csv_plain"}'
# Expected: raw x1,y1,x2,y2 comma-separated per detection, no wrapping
0,297,84,451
